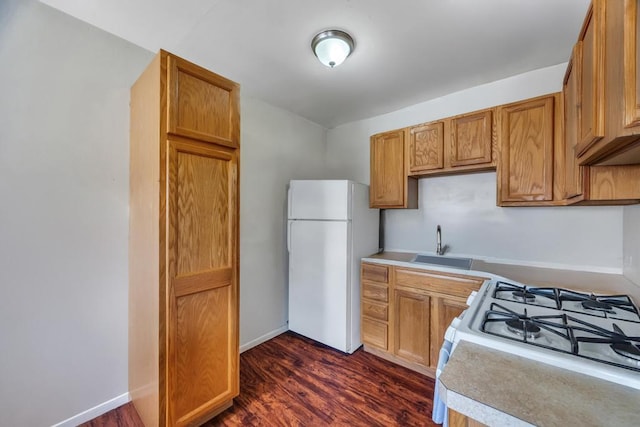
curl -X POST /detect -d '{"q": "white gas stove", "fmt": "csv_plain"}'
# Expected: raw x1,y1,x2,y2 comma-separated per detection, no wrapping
453,279,640,390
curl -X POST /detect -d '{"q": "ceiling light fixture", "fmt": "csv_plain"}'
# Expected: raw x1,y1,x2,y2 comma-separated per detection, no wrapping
311,29,355,68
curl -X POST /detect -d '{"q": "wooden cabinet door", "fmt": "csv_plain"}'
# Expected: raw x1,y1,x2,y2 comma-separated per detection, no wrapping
393,288,430,366
498,96,555,202
167,55,240,148
409,122,444,173
564,48,585,200
362,318,388,350
576,2,605,155
430,296,467,368
167,139,239,427
450,109,493,167
370,130,406,208
624,0,640,128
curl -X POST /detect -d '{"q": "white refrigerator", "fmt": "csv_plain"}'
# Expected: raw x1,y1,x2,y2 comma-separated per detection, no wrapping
287,180,379,353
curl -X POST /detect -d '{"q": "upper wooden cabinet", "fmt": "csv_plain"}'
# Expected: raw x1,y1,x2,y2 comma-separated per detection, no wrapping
450,109,494,168
370,129,418,209
167,55,240,148
497,94,559,205
575,3,605,155
564,49,586,202
575,0,640,165
129,51,240,427
407,108,496,177
408,122,444,173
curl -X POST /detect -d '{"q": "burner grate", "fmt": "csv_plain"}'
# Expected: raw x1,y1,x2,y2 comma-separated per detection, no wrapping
479,303,640,372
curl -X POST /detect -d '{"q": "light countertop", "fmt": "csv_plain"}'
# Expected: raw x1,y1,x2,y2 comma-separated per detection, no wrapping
439,341,640,427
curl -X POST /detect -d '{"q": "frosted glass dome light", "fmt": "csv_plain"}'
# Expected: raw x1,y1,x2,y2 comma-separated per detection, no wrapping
311,30,355,68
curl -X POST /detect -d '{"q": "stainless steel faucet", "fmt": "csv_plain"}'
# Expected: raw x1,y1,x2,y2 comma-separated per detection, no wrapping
436,225,446,255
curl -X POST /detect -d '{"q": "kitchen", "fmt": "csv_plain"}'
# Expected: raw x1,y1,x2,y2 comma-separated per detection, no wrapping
1,0,640,426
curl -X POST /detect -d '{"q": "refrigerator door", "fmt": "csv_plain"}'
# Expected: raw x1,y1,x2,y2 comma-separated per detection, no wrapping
288,180,351,220
288,219,350,352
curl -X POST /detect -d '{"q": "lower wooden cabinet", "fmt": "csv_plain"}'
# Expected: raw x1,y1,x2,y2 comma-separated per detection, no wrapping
361,262,486,377
361,263,390,351
431,296,468,367
448,408,487,427
393,288,431,366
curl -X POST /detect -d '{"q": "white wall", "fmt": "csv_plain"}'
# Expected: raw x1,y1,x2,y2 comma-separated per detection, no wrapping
327,65,624,272
624,205,640,286
0,1,153,426
239,97,326,349
0,2,328,424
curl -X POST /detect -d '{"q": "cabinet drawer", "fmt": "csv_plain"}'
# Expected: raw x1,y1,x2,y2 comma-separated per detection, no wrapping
362,263,389,283
363,300,388,321
395,268,485,299
362,282,388,302
362,318,388,350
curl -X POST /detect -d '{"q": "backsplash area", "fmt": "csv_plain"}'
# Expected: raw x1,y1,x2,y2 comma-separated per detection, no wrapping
384,173,624,272
624,205,640,286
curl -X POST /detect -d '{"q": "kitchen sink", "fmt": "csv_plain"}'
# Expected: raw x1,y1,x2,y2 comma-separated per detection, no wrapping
411,254,473,270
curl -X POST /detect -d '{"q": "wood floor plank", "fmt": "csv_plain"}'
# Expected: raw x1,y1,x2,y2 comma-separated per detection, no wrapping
83,332,438,426
208,332,437,427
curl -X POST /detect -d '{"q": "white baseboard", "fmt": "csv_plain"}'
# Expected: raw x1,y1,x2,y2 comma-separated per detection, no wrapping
51,392,130,427
50,328,287,426
240,325,288,353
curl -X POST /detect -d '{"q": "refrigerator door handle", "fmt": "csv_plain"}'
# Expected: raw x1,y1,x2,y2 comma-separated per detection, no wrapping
287,185,292,219
287,221,292,253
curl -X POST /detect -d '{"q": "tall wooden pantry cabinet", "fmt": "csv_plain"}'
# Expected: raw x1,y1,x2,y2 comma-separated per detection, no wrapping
129,50,240,427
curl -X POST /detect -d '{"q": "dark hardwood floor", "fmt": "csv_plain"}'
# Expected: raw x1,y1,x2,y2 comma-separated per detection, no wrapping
83,332,438,426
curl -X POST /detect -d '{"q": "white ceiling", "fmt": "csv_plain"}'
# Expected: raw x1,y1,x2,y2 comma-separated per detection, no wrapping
40,0,590,128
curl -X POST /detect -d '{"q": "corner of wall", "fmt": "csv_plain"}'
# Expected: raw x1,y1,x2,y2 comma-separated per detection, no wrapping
623,205,640,287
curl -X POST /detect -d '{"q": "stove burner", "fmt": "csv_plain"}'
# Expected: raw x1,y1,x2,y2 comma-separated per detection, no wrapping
611,342,640,362
512,290,536,303
582,300,614,313
505,319,541,339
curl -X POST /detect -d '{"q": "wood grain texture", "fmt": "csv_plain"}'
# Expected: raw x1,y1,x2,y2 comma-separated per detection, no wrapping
450,109,494,167
363,300,389,321
409,121,444,173
498,94,555,203
448,408,486,427
130,50,240,427
362,318,389,350
394,268,485,299
85,333,438,427
167,55,240,148
362,281,389,302
129,51,162,427
393,288,430,366
175,148,230,275
430,296,467,368
589,165,640,200
175,287,232,425
167,139,239,426
362,262,389,283
80,403,145,427
563,48,585,201
578,0,640,165
624,0,640,128
212,332,438,427
576,1,605,155
370,130,407,208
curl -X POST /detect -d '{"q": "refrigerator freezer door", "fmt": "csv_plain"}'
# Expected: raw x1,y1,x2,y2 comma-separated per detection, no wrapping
288,180,350,220
288,219,350,352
